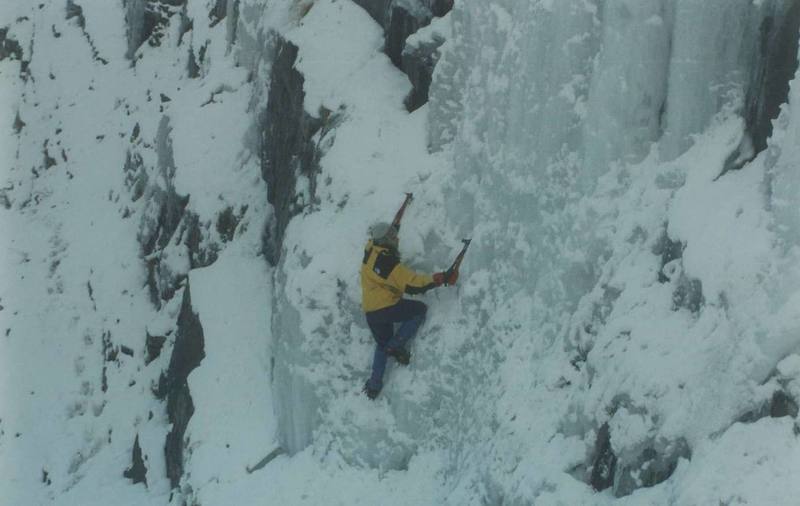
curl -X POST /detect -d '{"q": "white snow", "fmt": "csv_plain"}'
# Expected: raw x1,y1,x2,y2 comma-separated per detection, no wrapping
2,0,800,505
184,243,275,503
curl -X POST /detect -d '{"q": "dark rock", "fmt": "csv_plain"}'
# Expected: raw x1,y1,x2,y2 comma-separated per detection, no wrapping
209,0,227,27
124,152,147,202
613,438,690,497
160,285,205,488
385,5,426,68
101,330,113,393
259,35,329,264
0,27,23,62
135,124,218,303
351,0,452,110
164,286,206,398
145,332,167,365
67,0,108,64
139,117,189,257
44,143,57,169
652,227,683,284
216,205,245,243
125,0,187,58
430,0,453,16
13,112,25,134
19,60,30,80
227,0,240,45
142,186,188,254
145,257,185,307
402,33,445,111
159,93,171,103
590,422,617,491
651,227,704,313
351,1,434,66
164,382,193,488
770,390,799,418
744,1,800,155
187,46,200,78
672,277,704,314
120,345,134,357
351,0,392,27
198,42,207,65
131,116,216,307
353,0,450,34
740,388,799,422
87,280,96,309
66,0,86,29
184,214,218,269
123,434,148,486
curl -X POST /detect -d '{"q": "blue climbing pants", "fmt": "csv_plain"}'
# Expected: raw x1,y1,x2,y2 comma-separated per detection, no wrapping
365,299,427,391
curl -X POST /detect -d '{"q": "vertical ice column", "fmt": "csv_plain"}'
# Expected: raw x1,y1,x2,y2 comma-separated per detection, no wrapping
271,274,320,455
581,0,671,170
430,0,602,179
429,0,604,308
659,0,761,159
769,41,800,255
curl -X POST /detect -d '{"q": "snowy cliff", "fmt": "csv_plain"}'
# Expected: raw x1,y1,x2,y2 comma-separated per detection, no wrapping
2,1,800,505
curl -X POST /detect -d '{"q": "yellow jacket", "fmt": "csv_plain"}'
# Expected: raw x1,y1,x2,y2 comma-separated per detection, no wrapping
360,240,435,312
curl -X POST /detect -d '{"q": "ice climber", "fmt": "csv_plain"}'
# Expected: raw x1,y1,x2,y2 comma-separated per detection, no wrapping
360,220,458,400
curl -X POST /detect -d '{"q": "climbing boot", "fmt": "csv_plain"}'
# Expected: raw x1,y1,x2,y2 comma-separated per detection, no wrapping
387,347,410,366
363,381,381,400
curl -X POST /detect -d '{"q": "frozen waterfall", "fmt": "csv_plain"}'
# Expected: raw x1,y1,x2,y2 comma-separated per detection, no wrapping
2,0,800,505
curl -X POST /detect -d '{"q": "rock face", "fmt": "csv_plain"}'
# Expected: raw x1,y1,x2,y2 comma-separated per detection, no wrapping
123,434,148,486
124,0,189,58
124,113,223,491
588,421,690,497
613,438,691,497
744,0,800,154
158,285,205,488
0,27,23,62
351,0,452,110
352,0,451,60
740,388,800,423
132,117,189,307
590,423,617,492
259,35,327,265
131,116,220,308
401,30,446,111
128,116,215,488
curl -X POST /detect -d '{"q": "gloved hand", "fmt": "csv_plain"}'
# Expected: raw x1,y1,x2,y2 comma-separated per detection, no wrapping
445,269,459,286
433,272,446,286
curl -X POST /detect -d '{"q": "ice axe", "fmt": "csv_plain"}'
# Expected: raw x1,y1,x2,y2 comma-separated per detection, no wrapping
444,239,471,286
390,192,414,231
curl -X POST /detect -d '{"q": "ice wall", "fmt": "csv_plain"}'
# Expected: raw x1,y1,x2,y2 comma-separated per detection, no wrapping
427,0,800,501
430,0,800,344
